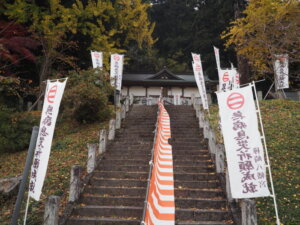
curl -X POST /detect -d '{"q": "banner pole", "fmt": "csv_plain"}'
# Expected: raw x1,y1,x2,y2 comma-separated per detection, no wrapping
11,126,39,225
263,82,274,100
23,193,30,225
251,82,280,225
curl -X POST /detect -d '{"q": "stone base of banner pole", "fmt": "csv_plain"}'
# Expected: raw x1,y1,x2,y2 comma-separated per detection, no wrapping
257,91,263,101
87,144,97,173
69,165,82,202
108,119,116,140
130,94,134,105
240,199,258,225
43,195,60,225
99,129,107,154
207,93,212,105
121,105,126,119
116,111,121,129
195,108,200,118
215,144,225,173
125,98,130,112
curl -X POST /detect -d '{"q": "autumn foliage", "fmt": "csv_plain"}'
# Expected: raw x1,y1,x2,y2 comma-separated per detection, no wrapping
0,21,39,65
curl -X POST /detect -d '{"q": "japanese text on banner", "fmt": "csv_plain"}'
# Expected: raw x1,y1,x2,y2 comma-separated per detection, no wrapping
91,51,103,68
29,79,67,201
110,54,124,90
274,54,289,90
191,53,209,110
216,86,270,198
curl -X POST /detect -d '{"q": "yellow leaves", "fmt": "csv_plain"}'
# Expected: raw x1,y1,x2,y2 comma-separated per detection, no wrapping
222,0,300,75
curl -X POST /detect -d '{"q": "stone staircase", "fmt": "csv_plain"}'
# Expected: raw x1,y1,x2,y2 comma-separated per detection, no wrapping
66,105,157,225
66,104,236,225
165,105,235,225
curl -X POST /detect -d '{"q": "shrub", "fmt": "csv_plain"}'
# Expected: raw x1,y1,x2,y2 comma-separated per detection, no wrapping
0,107,39,152
62,69,114,123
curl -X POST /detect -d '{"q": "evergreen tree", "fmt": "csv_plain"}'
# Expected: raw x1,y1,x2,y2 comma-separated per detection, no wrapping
148,0,236,78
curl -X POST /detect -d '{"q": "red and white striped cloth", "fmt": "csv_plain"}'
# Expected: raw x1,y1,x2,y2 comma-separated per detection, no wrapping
144,102,175,225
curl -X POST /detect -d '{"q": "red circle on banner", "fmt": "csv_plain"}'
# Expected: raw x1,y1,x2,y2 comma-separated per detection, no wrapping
227,92,244,110
195,64,201,72
222,72,229,82
235,73,240,84
114,55,120,61
94,52,100,58
193,55,200,62
47,85,57,103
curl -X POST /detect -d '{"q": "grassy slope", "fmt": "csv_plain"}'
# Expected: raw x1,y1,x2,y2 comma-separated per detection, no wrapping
0,117,107,225
207,99,300,225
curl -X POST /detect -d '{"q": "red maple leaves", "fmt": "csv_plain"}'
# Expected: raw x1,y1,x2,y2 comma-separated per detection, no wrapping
0,21,40,65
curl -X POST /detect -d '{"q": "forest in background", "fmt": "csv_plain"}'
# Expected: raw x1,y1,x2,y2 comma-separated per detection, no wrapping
0,0,299,150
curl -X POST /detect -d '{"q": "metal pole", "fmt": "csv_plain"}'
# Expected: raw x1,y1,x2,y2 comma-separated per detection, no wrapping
251,82,280,225
264,82,274,100
23,192,30,225
11,126,39,225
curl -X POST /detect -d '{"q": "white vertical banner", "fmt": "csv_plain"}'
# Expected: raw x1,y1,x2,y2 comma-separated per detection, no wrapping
214,46,228,91
219,69,232,92
116,55,124,91
29,79,68,201
230,68,240,89
192,52,201,64
110,53,124,90
192,53,209,110
213,46,221,71
216,86,270,198
91,51,103,68
274,54,289,90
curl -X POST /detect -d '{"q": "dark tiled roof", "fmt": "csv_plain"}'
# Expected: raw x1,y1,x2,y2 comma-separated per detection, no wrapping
123,68,217,87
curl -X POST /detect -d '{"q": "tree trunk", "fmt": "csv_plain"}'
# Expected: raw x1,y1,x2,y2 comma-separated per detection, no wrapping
39,54,51,86
234,0,251,85
237,54,250,84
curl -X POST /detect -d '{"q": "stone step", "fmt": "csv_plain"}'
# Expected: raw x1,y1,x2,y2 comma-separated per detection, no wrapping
113,139,153,143
93,171,148,179
173,160,212,167
174,172,218,181
100,159,149,166
105,150,151,155
174,180,220,189
67,217,140,225
109,146,152,151
175,188,224,199
173,146,207,150
85,186,146,197
102,155,151,161
80,195,145,207
72,205,143,219
173,155,210,161
90,178,147,188
175,198,227,209
172,149,208,153
171,138,203,142
174,166,214,173
97,165,149,172
175,209,231,221
176,220,233,225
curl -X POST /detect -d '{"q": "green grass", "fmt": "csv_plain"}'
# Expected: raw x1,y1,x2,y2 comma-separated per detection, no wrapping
0,117,108,225
205,99,300,225
1,100,299,225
